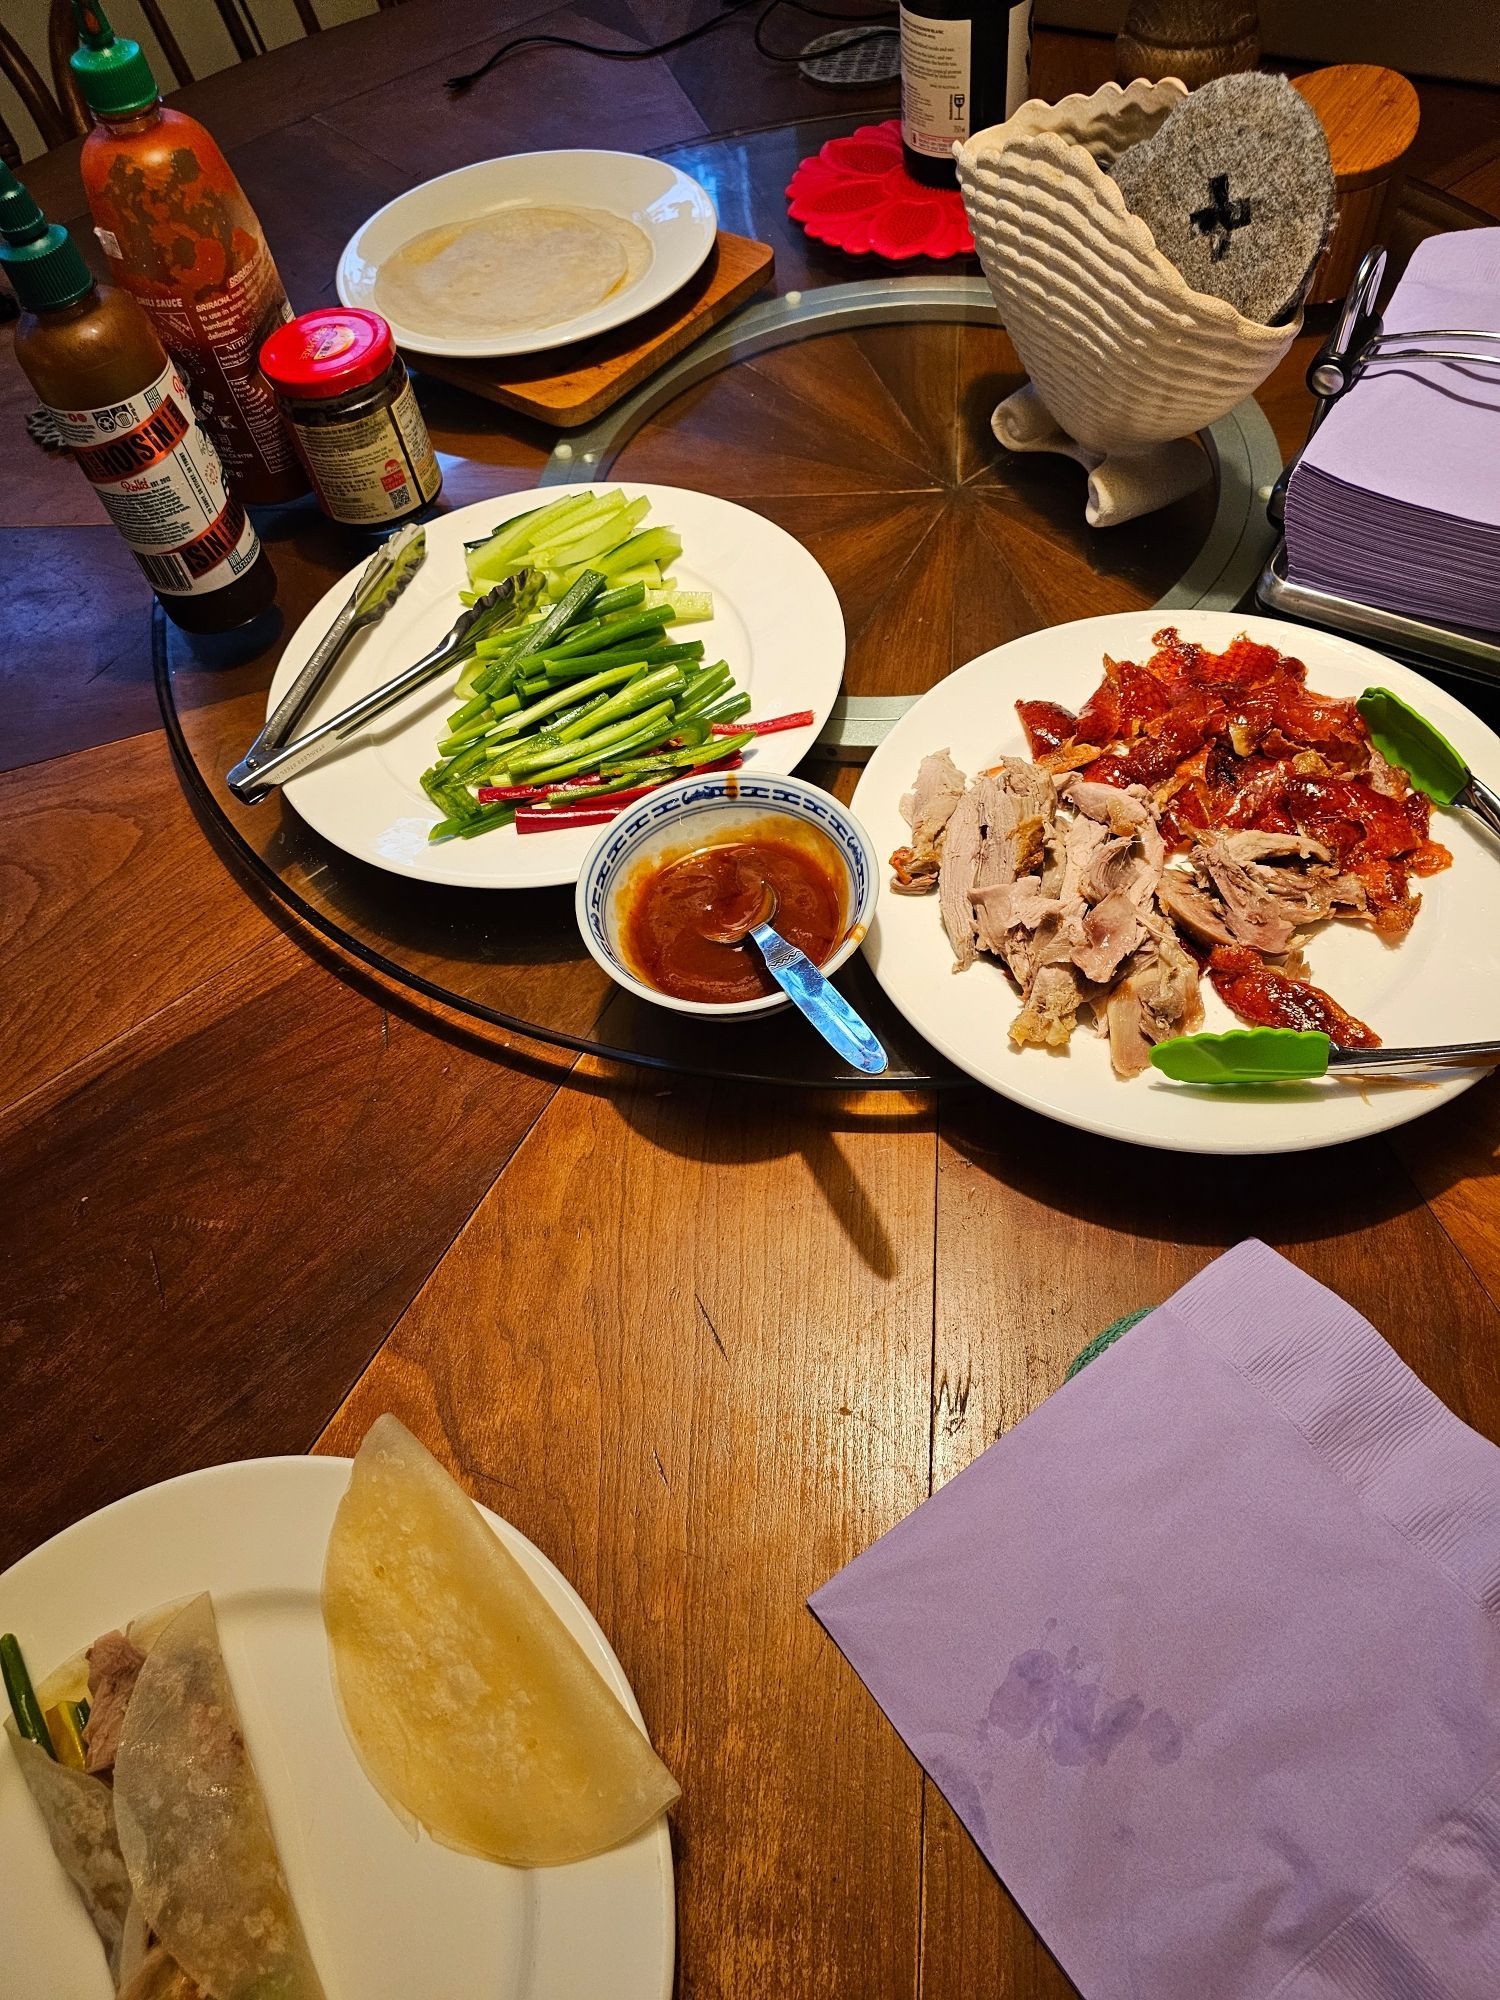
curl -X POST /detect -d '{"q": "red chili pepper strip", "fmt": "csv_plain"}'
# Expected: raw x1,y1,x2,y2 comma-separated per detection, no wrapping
515,751,749,831
516,779,672,830
516,806,627,833
712,710,814,737
476,775,608,803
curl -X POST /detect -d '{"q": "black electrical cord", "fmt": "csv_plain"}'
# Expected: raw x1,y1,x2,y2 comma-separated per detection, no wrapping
754,0,897,64
446,0,896,93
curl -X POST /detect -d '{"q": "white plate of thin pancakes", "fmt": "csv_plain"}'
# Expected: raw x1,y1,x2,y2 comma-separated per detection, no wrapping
0,1458,674,2000
338,150,717,358
853,610,1500,1155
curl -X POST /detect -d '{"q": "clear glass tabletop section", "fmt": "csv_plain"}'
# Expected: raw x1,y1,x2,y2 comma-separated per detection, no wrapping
159,305,1247,1087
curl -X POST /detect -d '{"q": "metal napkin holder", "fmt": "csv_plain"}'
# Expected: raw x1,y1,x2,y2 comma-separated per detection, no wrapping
1257,246,1500,681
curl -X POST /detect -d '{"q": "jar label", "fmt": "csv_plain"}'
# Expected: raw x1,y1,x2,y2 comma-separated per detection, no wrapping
46,362,262,597
899,8,972,157
289,377,442,527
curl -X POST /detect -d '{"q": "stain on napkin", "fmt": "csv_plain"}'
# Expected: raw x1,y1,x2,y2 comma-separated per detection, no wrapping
811,1241,1500,1999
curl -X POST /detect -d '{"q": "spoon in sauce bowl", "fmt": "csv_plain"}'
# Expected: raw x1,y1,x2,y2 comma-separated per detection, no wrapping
701,880,889,1074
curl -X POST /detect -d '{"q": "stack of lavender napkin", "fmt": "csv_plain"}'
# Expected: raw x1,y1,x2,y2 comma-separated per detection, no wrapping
811,1241,1500,1998
1285,229,1500,634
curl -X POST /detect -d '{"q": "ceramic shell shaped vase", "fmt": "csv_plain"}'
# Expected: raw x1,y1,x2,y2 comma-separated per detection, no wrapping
956,79,1300,526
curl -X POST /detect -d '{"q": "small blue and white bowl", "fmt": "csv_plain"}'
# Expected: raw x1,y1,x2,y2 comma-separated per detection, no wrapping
575,770,880,1018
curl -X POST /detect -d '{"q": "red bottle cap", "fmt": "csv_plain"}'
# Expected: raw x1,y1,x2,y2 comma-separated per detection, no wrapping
260,307,395,399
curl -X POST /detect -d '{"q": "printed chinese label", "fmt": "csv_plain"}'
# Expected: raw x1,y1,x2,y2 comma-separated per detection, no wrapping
47,362,260,596
289,379,441,527
128,244,300,488
899,8,972,158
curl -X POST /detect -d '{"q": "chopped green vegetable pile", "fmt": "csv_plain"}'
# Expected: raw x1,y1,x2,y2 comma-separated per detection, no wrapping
422,490,752,841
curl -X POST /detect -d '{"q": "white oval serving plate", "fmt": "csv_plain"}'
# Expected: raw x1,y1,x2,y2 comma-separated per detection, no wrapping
0,1456,674,2000
852,609,1500,1155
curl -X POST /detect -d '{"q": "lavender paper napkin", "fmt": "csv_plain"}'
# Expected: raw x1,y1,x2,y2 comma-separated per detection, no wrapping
810,1242,1500,1999
1285,229,1500,631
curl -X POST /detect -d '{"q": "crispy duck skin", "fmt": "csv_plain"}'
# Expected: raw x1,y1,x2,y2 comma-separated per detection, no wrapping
897,619,1440,1069
1208,945,1380,1048
1019,628,1448,938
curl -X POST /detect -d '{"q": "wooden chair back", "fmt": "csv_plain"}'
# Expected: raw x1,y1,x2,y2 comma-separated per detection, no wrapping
0,22,73,168
2,0,349,164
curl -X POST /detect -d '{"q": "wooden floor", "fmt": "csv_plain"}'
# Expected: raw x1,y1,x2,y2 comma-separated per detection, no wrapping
4,9,1500,1996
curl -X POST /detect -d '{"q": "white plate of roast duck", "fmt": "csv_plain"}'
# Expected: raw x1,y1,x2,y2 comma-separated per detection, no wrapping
852,610,1500,1155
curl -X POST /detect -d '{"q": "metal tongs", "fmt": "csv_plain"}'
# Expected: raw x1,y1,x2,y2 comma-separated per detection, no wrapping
228,543,534,803
1268,246,1500,527
228,522,427,802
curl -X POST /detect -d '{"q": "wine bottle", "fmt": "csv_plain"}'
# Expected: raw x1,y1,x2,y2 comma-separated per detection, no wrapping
900,0,1033,190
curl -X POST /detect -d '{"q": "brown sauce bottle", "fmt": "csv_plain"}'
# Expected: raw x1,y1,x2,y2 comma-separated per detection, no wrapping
3,162,275,634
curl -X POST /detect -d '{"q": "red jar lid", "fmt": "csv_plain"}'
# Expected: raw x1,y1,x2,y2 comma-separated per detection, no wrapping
260,307,395,399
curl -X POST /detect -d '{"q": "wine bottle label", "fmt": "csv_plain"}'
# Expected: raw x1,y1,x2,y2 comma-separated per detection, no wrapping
899,8,972,158
46,362,262,598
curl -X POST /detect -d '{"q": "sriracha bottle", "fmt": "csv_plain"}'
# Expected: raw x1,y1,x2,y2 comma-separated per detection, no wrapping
2,162,276,633
70,0,307,506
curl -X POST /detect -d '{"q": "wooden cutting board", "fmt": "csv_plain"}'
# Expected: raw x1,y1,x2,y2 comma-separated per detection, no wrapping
409,233,775,429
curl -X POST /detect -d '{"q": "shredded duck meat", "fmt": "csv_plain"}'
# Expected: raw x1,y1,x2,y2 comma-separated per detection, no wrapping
1015,628,1452,1041
894,633,1445,1069
1016,627,1449,933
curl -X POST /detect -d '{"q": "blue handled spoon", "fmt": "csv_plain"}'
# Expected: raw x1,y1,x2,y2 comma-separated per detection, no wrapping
703,883,888,1074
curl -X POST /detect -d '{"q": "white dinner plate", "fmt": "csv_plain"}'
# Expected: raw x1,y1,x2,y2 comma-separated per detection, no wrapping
269,484,846,889
853,609,1500,1155
0,1457,674,2000
337,151,716,358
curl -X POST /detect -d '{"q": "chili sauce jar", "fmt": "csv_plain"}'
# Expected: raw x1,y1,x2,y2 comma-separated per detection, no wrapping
259,307,441,527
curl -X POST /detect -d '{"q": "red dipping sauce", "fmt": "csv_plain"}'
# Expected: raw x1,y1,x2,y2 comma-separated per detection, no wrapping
622,821,847,1005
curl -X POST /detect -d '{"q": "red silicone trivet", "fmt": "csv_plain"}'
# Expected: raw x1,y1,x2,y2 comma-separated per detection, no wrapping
785,118,974,261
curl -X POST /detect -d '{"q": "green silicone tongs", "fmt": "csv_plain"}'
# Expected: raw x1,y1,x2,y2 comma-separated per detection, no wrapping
1356,685,1500,842
1150,1029,1500,1086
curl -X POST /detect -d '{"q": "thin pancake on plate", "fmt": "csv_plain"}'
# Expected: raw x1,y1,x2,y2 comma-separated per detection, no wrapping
323,1414,680,1866
8,1594,326,1999
7,1736,134,1974
377,202,652,336
112,1594,326,2000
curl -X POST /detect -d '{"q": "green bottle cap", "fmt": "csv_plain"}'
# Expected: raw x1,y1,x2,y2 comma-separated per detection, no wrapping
0,162,94,311
71,0,159,120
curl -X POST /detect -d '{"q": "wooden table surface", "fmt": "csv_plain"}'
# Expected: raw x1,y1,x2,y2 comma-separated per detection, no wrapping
4,9,1500,1996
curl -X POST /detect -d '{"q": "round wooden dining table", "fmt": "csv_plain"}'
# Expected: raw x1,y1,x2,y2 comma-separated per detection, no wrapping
5,6,1500,1996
